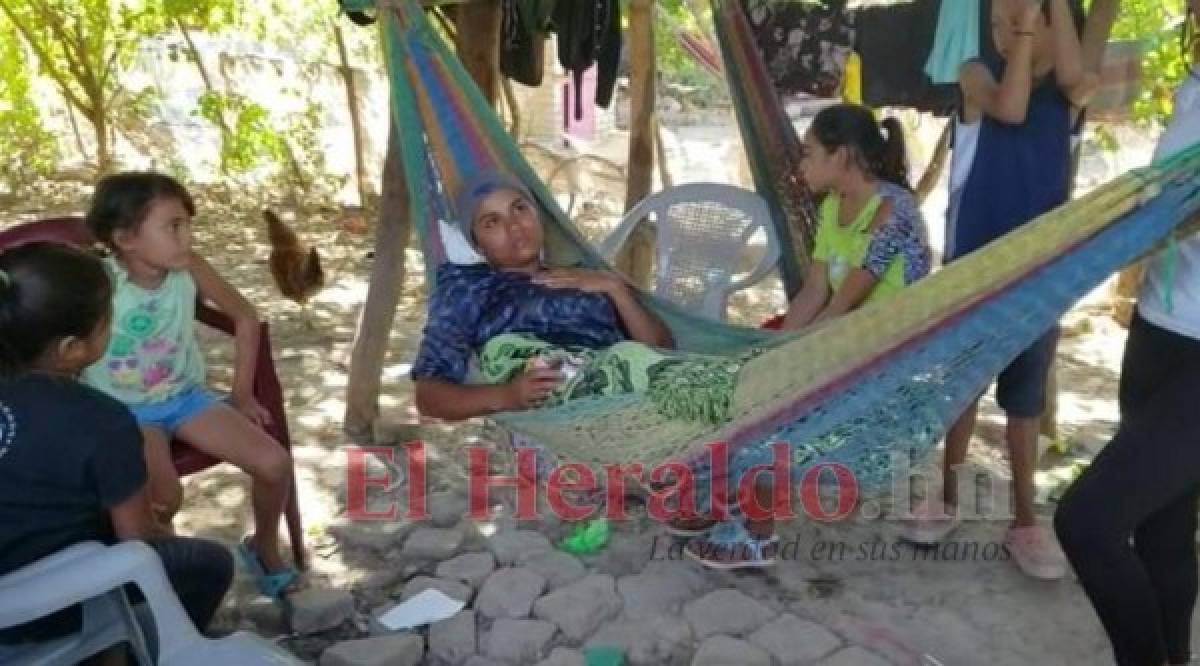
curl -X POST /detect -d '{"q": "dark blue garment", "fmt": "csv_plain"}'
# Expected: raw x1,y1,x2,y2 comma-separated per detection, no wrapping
411,263,625,383
947,56,1072,261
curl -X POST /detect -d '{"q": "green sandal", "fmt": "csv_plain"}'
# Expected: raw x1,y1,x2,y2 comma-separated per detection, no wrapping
237,536,300,598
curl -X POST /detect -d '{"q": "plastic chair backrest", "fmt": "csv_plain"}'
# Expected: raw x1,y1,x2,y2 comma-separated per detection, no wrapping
599,183,781,321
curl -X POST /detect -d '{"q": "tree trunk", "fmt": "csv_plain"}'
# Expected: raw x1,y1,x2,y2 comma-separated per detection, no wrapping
64,98,90,164
90,105,112,174
345,128,411,441
454,0,502,106
175,17,233,143
334,22,371,208
615,0,656,287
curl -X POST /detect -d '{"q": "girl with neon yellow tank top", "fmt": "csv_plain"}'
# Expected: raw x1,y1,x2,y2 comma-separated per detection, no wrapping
782,104,932,331
82,172,299,597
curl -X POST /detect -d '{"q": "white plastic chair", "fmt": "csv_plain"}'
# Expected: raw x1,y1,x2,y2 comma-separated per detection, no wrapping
0,541,299,665
599,183,781,321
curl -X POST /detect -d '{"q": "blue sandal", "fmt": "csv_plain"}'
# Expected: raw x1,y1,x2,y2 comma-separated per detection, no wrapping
684,520,779,570
237,536,300,598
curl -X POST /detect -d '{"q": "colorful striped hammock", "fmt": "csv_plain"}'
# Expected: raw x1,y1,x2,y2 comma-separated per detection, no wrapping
351,0,1200,491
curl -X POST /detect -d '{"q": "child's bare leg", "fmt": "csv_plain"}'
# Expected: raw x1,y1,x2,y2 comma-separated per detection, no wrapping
141,426,183,528
177,405,293,572
1007,415,1041,527
943,399,980,507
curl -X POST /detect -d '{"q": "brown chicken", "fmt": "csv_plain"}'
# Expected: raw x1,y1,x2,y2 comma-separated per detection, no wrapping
264,209,325,324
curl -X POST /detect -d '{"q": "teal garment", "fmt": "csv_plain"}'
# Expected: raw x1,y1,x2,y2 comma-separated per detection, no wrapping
82,258,206,406
924,0,980,84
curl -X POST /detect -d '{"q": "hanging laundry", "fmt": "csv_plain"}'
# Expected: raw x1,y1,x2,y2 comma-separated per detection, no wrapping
855,0,957,114
924,0,981,84
550,0,621,121
741,0,856,98
501,0,557,87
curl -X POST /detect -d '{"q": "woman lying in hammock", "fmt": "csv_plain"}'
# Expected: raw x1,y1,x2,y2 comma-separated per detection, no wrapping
411,170,674,421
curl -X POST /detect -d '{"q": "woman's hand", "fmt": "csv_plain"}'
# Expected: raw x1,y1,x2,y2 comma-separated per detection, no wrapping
532,268,625,297
504,364,563,410
232,393,273,429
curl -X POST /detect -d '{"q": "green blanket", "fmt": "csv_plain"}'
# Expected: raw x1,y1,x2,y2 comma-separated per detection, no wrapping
479,333,752,425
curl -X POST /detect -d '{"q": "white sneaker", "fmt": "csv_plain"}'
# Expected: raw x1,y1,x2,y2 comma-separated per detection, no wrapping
1005,525,1067,580
899,498,961,545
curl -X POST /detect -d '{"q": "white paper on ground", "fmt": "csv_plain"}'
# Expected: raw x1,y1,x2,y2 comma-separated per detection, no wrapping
376,589,466,631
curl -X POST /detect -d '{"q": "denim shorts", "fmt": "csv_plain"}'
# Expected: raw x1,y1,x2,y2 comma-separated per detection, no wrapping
130,387,220,437
995,327,1060,418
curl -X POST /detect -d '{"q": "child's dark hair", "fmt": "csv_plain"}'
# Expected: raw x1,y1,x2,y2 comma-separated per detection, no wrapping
810,104,910,189
0,242,111,376
86,171,195,247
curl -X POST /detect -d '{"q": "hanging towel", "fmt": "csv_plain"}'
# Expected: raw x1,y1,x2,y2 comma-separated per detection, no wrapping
550,0,621,121
501,0,556,87
855,0,956,114
924,0,981,84
742,0,856,98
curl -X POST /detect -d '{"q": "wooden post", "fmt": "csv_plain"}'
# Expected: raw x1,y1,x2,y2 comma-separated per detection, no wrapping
455,0,502,106
655,117,673,189
344,127,411,441
615,0,656,287
334,22,372,208
915,120,951,205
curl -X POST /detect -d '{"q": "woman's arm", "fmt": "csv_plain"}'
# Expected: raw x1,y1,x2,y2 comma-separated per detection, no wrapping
781,262,831,331
415,370,562,421
606,282,674,348
811,268,880,326
532,269,674,348
188,253,269,425
960,4,1041,124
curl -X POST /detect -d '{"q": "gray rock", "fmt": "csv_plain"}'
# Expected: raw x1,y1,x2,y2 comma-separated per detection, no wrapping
290,589,356,634
536,648,586,666
586,529,657,577
533,574,622,641
457,521,491,553
430,610,477,665
327,521,415,554
749,614,842,664
818,646,892,666
484,618,557,662
683,589,775,640
319,633,424,666
691,635,771,666
436,552,497,589
617,560,713,619
476,568,547,619
486,530,553,565
400,576,473,604
463,658,506,666
586,616,693,666
402,527,464,560
521,550,587,590
429,490,471,528
242,596,286,635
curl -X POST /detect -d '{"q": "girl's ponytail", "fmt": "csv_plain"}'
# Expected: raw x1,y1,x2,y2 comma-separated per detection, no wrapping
876,116,911,190
809,104,912,190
